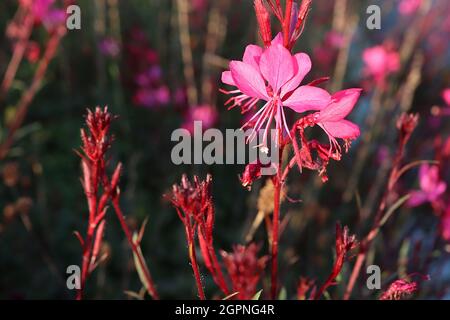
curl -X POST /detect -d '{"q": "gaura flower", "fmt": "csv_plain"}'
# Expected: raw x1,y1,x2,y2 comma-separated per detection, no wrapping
182,105,218,134
362,45,400,86
398,0,422,16
221,35,330,149
311,88,361,154
407,164,446,207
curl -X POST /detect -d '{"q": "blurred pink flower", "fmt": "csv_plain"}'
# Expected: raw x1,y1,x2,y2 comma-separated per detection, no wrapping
398,0,422,16
192,0,208,11
443,88,450,106
222,37,330,148
313,31,345,71
132,86,170,108
441,205,450,241
99,38,120,58
407,164,447,207
25,41,40,63
20,0,65,31
362,45,400,86
182,105,218,133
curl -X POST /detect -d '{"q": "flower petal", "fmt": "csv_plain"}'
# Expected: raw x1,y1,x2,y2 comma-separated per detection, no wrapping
230,61,268,100
281,53,312,96
283,85,331,113
318,88,362,122
259,44,294,93
243,45,263,71
321,120,360,139
407,191,428,207
271,32,283,46
221,71,235,86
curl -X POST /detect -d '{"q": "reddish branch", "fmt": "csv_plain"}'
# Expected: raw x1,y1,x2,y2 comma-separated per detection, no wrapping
75,107,158,300
0,24,66,160
344,113,419,300
1,7,34,99
314,223,357,299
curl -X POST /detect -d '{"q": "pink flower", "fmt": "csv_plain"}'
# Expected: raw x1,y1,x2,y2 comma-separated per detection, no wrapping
441,205,450,242
99,38,120,58
408,164,446,207
362,45,400,85
222,36,331,148
182,105,218,134
443,88,450,106
398,0,422,16
132,86,169,108
312,89,361,152
20,0,65,31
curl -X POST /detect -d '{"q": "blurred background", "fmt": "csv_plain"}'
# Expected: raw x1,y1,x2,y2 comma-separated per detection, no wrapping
0,0,449,299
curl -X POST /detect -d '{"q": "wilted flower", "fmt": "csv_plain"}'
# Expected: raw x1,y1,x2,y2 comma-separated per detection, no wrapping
379,279,418,300
166,174,213,223
221,243,268,299
315,223,357,299
408,164,446,207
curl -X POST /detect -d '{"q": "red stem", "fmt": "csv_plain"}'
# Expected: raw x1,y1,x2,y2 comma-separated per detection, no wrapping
112,199,159,300
271,128,284,300
0,25,65,159
283,0,293,47
208,243,230,295
185,222,206,300
0,11,34,99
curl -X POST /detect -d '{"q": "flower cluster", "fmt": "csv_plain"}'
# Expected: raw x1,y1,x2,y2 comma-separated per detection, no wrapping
221,243,268,300
124,27,170,109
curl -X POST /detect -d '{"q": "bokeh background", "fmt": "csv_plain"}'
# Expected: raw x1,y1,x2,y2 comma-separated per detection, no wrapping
0,0,449,299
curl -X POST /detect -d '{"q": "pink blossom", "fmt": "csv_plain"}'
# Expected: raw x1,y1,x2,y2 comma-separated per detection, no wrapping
99,38,121,58
398,0,422,16
408,164,447,207
20,0,65,31
441,205,450,242
312,89,361,151
362,45,400,85
222,36,330,148
443,88,450,106
182,105,218,134
132,86,170,108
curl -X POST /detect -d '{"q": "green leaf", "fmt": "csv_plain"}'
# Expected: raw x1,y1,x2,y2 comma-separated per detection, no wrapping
252,289,263,300
278,287,287,300
379,194,410,227
132,232,152,295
